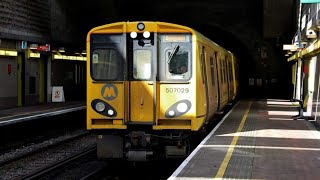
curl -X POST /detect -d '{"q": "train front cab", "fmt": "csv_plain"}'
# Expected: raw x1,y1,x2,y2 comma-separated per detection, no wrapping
86,22,210,160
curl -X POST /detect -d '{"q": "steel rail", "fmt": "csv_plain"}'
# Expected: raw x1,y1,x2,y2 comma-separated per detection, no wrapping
22,146,96,180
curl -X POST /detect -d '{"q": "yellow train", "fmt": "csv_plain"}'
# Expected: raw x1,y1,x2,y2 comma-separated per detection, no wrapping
86,21,239,161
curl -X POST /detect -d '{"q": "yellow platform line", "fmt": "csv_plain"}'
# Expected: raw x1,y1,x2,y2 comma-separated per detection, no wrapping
215,101,252,179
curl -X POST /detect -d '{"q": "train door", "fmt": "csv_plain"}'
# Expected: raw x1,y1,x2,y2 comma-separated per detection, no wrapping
215,52,222,111
229,57,235,99
227,57,234,101
225,57,230,102
210,53,219,112
218,55,227,110
200,47,209,118
128,34,157,123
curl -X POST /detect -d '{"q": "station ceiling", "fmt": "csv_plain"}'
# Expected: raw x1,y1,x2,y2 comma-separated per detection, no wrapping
71,0,295,43
68,0,295,63
67,0,296,97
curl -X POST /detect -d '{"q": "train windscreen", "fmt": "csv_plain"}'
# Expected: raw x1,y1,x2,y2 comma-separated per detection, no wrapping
90,34,125,81
159,34,192,81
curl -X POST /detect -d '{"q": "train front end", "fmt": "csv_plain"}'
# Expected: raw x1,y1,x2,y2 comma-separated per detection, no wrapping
87,21,201,160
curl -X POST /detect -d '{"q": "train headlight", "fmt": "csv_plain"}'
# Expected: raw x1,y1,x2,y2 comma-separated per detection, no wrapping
177,102,188,113
95,102,105,112
137,22,145,31
165,100,191,118
168,110,175,117
92,99,117,117
143,31,150,38
107,109,114,116
130,32,137,38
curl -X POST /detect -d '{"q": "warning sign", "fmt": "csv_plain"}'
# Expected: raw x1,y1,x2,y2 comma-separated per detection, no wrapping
52,86,65,102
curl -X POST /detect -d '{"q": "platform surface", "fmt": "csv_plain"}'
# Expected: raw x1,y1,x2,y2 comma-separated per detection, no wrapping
0,101,85,126
169,99,320,180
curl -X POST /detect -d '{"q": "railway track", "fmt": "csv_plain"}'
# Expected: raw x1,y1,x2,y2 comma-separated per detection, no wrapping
0,130,89,167
0,134,97,180
22,146,96,180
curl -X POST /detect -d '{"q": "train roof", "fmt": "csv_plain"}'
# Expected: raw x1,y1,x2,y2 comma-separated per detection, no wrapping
88,21,193,35
87,21,234,56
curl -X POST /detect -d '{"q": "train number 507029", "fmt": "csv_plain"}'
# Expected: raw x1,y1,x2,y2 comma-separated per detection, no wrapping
165,88,189,93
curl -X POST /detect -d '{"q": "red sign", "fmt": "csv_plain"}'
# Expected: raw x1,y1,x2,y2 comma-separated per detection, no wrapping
37,44,50,51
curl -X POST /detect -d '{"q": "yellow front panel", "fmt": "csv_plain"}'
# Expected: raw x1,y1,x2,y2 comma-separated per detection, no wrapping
89,82,124,120
130,81,154,122
158,84,194,119
153,83,197,130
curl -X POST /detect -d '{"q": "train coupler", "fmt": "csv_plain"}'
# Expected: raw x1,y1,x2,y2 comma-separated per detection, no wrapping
127,150,153,161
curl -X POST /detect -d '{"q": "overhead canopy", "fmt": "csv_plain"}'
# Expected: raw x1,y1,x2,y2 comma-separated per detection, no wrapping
288,39,320,62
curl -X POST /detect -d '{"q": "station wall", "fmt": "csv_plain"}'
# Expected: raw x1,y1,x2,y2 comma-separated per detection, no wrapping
25,59,40,105
0,57,17,109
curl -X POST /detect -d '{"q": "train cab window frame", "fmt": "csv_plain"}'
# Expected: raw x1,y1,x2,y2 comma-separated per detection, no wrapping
91,48,123,81
90,34,124,81
159,33,192,81
166,47,190,77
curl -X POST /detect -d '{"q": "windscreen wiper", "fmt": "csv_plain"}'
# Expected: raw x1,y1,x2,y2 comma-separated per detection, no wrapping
167,45,180,64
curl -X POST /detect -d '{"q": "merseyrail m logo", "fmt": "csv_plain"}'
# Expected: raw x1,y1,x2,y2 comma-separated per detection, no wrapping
101,83,118,101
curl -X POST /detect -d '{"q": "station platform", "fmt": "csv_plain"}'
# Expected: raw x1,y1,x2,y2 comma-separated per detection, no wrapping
169,99,320,180
0,101,86,127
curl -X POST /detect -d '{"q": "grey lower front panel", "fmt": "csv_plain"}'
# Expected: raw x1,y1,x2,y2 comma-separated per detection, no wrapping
97,135,123,158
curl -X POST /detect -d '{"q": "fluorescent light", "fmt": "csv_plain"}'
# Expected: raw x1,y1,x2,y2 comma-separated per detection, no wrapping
30,52,40,58
53,54,86,61
0,49,18,56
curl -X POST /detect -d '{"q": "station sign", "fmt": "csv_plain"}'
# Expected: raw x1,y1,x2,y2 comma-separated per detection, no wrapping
29,44,51,52
37,44,50,51
301,0,320,3
21,41,27,49
52,86,65,102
